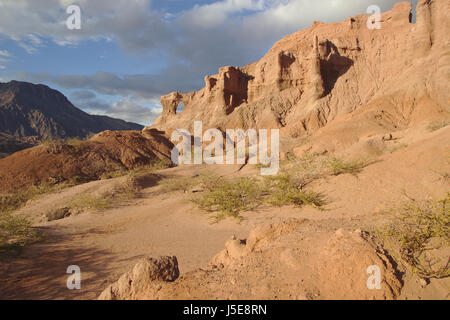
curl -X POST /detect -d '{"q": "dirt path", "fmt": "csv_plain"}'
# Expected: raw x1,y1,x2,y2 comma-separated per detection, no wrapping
0,183,253,299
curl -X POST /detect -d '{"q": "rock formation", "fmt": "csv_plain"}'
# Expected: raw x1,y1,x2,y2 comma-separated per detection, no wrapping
151,0,449,145
98,256,179,300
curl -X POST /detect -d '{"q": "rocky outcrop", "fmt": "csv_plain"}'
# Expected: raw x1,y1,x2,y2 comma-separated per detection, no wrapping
98,256,179,300
151,1,449,141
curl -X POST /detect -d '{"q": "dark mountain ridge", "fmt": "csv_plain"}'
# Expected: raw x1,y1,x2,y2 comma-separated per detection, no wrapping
0,80,143,139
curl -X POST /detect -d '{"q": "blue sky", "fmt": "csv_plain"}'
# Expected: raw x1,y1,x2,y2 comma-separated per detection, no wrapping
0,0,416,125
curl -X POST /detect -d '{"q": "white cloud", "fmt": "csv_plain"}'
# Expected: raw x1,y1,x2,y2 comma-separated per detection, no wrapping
82,97,161,126
0,0,403,55
0,50,11,57
183,0,265,28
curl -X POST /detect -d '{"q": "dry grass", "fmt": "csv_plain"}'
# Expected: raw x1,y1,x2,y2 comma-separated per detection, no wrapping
0,181,77,257
323,156,372,176
427,120,450,132
101,158,172,180
373,194,450,279
67,173,142,213
0,183,61,214
389,143,409,153
159,176,199,194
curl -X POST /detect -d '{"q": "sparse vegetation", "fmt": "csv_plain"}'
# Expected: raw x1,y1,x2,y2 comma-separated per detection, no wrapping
160,167,328,222
157,153,375,222
0,182,71,257
0,183,60,214
193,176,263,222
101,159,172,180
389,143,408,153
0,213,43,257
67,173,142,213
374,194,450,279
159,176,199,193
324,156,371,176
264,174,327,208
427,120,450,132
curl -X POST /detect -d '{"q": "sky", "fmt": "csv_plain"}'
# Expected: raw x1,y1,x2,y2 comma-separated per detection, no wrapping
0,0,417,126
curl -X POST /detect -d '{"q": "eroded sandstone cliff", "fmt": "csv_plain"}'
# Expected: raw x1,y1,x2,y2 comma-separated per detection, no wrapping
151,1,449,143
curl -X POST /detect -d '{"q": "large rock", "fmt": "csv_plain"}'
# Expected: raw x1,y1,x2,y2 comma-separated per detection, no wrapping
98,256,179,300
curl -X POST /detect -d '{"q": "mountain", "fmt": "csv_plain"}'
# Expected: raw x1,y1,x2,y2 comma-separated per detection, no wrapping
0,80,143,139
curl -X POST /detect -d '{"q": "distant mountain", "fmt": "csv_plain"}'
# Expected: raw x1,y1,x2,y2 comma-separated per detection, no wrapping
0,80,143,139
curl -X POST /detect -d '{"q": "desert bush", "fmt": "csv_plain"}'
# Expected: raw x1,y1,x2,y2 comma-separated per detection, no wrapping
0,213,43,257
264,174,327,208
192,176,264,222
427,120,450,132
188,171,326,222
375,194,450,279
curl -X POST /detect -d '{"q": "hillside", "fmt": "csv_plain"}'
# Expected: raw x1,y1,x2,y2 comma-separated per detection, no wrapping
0,129,174,193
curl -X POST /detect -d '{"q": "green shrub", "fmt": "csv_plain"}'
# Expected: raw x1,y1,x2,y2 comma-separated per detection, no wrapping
375,194,450,279
0,213,43,257
192,177,264,222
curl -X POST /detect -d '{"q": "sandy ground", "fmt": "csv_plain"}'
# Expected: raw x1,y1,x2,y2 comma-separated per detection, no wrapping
0,127,448,300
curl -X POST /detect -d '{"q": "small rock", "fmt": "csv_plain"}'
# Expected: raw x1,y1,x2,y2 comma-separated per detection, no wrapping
335,229,345,238
46,207,72,221
418,278,429,288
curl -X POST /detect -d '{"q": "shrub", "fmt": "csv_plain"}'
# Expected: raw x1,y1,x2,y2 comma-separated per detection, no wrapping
0,213,43,257
375,194,450,279
192,177,264,222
